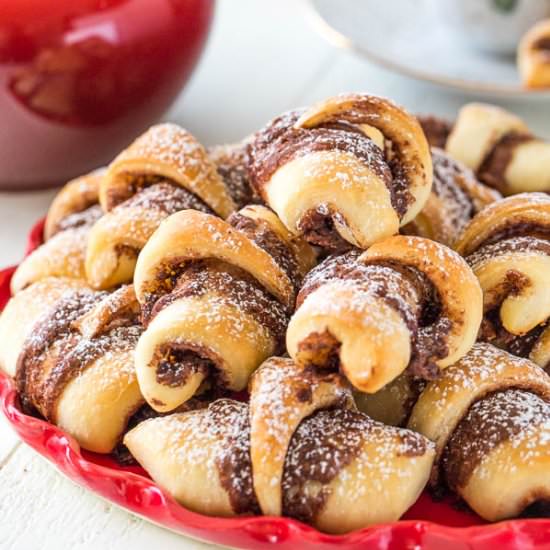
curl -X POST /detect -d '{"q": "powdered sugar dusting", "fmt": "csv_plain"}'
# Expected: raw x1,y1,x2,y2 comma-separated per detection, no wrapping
296,248,454,377
17,287,142,419
424,343,538,415
250,358,352,473
120,123,207,180
145,399,259,514
467,236,550,269
477,395,550,478
112,123,231,214
138,397,432,522
282,408,433,521
444,389,550,489
99,182,213,246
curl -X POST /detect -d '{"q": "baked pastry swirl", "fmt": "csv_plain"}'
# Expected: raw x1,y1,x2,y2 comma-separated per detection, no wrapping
133,205,316,412
446,103,550,195
409,343,550,522
85,123,237,289
0,278,143,453
207,139,258,209
518,19,550,89
11,169,104,293
403,148,500,246
286,235,482,393
417,115,453,150
124,357,435,533
247,93,433,251
455,193,550,371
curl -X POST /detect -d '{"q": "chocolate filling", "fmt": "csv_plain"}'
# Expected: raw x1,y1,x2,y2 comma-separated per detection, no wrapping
417,115,453,149
479,311,547,359
141,209,300,324
282,408,427,523
442,389,550,492
247,110,414,221
208,400,260,515
296,249,362,307
144,260,289,390
296,330,342,371
478,133,534,193
296,251,449,379
468,236,550,357
474,267,529,313
15,290,141,420
44,326,140,420
385,144,418,221
144,260,288,342
372,260,449,379
296,206,354,252
115,181,212,216
282,409,365,524
228,211,301,290
521,500,550,518
54,204,103,235
431,148,477,219
404,148,485,245
153,344,212,388
16,291,104,411
533,36,550,53
105,172,165,209
208,143,257,209
467,236,550,270
112,244,140,266
105,172,213,213
472,224,550,251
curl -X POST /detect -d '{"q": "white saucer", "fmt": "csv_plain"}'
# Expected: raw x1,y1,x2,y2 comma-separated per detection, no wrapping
307,0,550,100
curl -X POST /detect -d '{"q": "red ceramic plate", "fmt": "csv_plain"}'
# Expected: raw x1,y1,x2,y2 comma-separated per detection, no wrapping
1,219,550,550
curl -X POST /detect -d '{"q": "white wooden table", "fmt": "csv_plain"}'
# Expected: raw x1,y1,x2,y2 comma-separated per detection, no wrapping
1,1,549,548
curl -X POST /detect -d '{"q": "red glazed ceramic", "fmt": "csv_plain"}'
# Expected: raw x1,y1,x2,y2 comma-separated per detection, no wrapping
0,0,214,190
1,219,550,549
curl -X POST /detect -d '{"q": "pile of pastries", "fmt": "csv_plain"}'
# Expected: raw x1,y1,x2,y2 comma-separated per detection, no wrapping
2,93,550,534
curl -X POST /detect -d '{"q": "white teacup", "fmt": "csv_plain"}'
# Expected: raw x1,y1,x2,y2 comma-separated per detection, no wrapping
432,0,550,54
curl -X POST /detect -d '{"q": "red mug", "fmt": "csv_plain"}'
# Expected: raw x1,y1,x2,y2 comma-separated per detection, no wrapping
0,0,214,190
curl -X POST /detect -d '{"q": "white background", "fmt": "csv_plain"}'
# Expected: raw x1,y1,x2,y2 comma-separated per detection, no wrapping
1,1,549,548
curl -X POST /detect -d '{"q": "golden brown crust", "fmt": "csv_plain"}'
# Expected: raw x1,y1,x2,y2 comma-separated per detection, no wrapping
85,182,213,289
1,280,143,453
456,193,550,364
403,148,500,246
124,357,435,533
287,236,482,393
455,193,550,256
11,170,104,293
101,123,235,216
446,103,550,195
409,343,550,521
247,93,432,250
133,206,316,412
44,168,104,240
86,124,238,289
